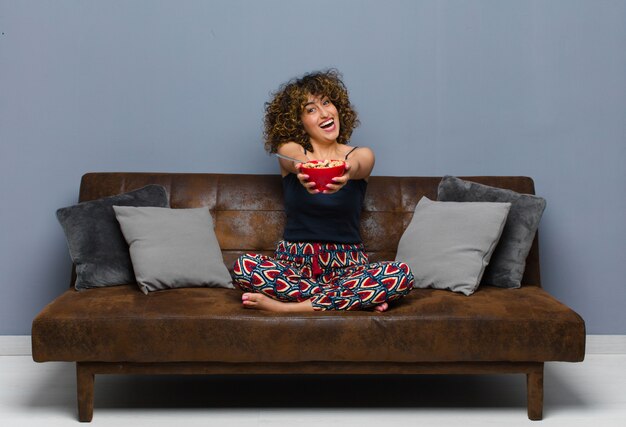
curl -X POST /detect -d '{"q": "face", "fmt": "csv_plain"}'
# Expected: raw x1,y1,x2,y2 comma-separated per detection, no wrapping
300,94,340,144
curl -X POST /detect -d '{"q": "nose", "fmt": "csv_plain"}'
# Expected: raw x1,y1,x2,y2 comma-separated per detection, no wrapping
319,104,330,117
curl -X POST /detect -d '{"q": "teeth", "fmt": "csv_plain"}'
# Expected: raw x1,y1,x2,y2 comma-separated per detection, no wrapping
320,119,334,128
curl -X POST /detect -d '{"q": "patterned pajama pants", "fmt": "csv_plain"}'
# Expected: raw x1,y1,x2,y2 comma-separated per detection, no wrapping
232,241,414,311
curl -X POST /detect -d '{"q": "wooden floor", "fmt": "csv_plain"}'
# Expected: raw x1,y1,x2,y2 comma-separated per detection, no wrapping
1,353,625,426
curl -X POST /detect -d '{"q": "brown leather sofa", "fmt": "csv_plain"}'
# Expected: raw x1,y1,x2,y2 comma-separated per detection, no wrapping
32,172,586,422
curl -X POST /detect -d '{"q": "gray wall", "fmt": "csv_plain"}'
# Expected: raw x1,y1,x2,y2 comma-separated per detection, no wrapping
1,0,624,334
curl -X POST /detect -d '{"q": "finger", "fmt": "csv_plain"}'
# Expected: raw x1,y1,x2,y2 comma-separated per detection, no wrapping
322,184,340,194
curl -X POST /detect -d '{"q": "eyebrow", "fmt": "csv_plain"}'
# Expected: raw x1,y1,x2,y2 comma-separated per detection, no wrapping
303,96,328,108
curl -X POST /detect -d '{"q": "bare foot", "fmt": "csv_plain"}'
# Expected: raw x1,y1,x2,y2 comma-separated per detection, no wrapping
242,293,314,312
373,302,389,312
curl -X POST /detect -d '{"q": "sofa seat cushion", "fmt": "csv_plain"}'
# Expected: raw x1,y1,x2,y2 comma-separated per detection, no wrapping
32,286,585,364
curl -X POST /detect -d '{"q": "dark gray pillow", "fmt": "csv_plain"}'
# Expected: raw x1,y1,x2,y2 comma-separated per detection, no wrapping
437,176,546,289
56,185,169,290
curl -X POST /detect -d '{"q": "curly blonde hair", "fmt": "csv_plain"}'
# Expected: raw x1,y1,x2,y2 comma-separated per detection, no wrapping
263,69,359,153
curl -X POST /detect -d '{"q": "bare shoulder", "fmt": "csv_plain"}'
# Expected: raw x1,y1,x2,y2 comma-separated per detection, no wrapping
349,146,374,160
277,142,307,160
346,146,375,180
347,146,375,165
276,142,308,176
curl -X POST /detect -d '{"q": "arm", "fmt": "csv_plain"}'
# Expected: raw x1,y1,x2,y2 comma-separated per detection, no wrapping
345,146,375,180
276,142,319,194
276,142,308,175
323,147,375,194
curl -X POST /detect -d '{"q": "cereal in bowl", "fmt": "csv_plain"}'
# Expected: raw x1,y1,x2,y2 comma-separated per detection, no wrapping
301,160,344,169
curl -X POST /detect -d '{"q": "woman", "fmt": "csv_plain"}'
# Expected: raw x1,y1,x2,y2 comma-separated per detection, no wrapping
233,70,414,312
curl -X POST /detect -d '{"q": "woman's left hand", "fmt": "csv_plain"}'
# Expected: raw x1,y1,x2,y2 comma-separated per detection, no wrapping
322,162,351,194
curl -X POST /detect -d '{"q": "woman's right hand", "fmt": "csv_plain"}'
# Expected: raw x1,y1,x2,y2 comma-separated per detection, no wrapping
296,163,320,194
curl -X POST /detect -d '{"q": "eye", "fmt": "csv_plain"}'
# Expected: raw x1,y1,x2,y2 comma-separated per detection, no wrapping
306,107,316,114
323,99,331,106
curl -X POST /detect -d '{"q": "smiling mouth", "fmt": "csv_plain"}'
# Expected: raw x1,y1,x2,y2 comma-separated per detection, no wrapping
320,119,334,129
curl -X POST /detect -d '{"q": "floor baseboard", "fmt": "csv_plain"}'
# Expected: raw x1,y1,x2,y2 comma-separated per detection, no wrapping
2,335,625,356
0,336,32,356
585,335,626,354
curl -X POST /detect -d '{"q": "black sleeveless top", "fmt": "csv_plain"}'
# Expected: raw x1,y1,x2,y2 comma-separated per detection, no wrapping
282,147,367,244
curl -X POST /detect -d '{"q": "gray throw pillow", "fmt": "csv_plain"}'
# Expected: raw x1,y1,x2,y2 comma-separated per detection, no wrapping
56,185,169,290
395,196,511,296
437,176,547,288
113,206,234,294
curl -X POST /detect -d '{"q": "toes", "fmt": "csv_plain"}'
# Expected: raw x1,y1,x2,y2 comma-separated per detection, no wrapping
374,302,388,312
242,293,258,307
243,293,261,302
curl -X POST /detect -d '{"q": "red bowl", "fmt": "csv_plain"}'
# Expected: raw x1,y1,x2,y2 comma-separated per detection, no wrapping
299,160,346,192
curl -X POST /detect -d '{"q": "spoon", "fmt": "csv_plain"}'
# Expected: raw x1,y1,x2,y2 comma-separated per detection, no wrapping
274,153,308,164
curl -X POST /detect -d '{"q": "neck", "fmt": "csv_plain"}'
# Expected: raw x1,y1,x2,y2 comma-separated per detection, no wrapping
309,141,342,160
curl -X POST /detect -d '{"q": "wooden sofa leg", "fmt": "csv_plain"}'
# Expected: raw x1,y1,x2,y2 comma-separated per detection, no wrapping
527,363,544,420
76,363,94,422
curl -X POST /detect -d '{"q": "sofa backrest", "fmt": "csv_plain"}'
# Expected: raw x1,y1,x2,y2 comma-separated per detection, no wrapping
77,173,541,287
